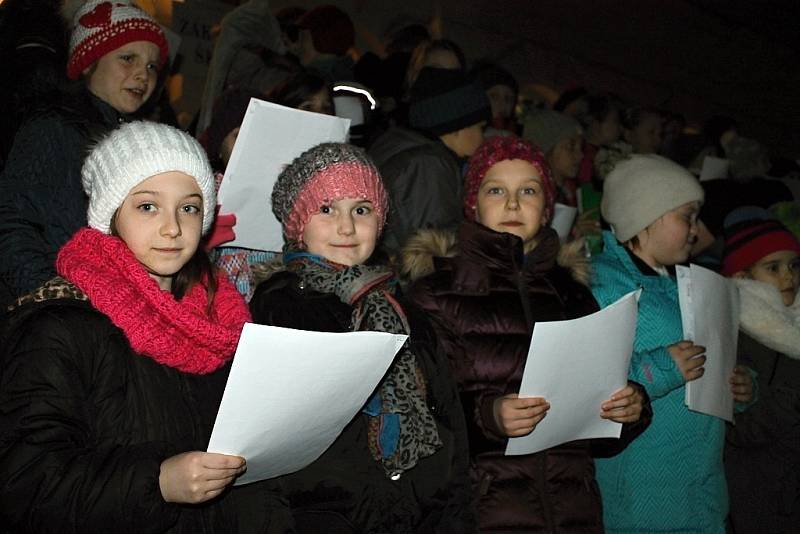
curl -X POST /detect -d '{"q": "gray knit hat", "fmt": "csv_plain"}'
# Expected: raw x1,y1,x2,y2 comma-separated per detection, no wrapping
82,121,215,234
602,154,704,242
271,143,389,243
522,109,582,153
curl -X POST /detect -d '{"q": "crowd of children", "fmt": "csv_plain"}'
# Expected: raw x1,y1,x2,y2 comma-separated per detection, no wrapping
0,1,798,533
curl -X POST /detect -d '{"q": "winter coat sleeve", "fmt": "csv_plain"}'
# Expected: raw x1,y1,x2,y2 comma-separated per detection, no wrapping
0,309,182,533
408,279,506,446
0,116,87,305
380,150,463,251
404,302,478,533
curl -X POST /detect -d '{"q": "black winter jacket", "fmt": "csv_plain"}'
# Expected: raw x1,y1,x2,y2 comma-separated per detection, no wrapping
368,127,463,253
250,269,477,534
0,293,292,533
0,89,122,310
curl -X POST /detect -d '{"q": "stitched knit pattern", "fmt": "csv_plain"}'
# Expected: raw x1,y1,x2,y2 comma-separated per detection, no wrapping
271,143,388,243
82,121,216,234
56,227,251,374
67,0,168,80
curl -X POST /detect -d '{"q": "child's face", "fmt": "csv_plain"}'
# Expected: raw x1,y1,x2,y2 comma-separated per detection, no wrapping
475,159,547,248
548,134,583,181
302,197,379,266
744,250,800,306
633,201,700,269
625,112,662,155
114,172,204,290
84,41,160,115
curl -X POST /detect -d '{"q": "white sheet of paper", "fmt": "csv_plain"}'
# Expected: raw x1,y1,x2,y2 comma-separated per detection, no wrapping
550,203,578,242
677,264,739,421
700,156,730,181
207,323,407,485
217,99,351,251
506,290,639,456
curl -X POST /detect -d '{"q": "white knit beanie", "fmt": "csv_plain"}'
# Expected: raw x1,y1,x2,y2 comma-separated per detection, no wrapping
601,154,704,242
82,121,215,234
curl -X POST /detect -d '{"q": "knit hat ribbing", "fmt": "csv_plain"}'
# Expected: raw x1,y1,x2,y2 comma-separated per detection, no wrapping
722,218,800,276
463,136,556,223
408,67,491,137
82,121,215,234
601,154,704,242
522,109,582,153
68,0,168,80
271,143,388,243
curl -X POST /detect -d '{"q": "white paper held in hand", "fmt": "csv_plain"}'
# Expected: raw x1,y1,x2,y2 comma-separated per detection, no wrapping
676,264,740,421
506,289,640,456
217,99,351,251
207,323,407,485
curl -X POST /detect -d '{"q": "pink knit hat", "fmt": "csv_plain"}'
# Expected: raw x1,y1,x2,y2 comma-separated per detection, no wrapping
463,136,556,223
271,143,388,244
67,0,168,80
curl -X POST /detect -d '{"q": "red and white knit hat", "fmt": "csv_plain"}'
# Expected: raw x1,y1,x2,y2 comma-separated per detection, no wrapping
67,0,168,80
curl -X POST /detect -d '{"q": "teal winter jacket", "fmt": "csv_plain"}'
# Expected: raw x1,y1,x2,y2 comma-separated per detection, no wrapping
590,231,727,533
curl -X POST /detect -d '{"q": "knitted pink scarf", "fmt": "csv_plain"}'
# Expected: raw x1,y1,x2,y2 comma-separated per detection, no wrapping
56,227,251,374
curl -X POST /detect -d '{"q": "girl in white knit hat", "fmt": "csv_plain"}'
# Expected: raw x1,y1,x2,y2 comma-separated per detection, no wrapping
0,121,290,533
589,154,754,533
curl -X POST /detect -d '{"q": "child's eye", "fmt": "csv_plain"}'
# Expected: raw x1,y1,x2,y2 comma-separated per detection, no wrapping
137,202,156,212
487,187,503,195
522,187,538,195
790,260,800,272
766,264,780,274
182,204,201,215
146,62,159,71
319,205,332,214
120,54,134,63
354,205,371,216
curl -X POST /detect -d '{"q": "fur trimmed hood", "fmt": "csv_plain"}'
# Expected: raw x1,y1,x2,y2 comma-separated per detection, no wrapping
400,226,591,286
736,278,800,359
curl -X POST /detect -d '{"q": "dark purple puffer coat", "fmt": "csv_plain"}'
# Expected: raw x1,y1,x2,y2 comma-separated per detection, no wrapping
404,222,650,533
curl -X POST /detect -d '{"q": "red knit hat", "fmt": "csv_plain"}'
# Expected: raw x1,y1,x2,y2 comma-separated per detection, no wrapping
722,219,800,276
463,136,556,222
67,0,169,80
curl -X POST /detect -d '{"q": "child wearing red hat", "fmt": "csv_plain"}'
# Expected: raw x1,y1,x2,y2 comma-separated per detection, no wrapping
723,214,800,533
403,135,650,532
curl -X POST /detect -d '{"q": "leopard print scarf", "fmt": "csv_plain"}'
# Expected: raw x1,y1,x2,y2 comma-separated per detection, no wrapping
285,252,442,477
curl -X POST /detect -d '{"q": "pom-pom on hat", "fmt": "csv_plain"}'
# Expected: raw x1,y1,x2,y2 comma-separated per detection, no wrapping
463,136,556,223
68,0,168,80
602,154,704,242
82,121,215,234
271,143,388,244
408,67,491,137
722,217,800,276
522,109,582,154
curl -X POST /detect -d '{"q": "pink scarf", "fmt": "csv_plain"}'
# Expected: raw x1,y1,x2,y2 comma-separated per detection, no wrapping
56,227,251,374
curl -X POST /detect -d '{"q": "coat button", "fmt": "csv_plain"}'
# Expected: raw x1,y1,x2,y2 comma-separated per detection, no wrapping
428,404,437,413
389,470,402,481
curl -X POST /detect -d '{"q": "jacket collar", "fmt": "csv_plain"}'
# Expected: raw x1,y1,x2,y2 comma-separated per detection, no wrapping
737,278,800,359
445,221,559,293
601,231,677,291
87,90,129,126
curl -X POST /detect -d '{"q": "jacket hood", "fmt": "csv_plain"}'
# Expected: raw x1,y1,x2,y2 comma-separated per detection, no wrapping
401,223,591,286
736,278,800,359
